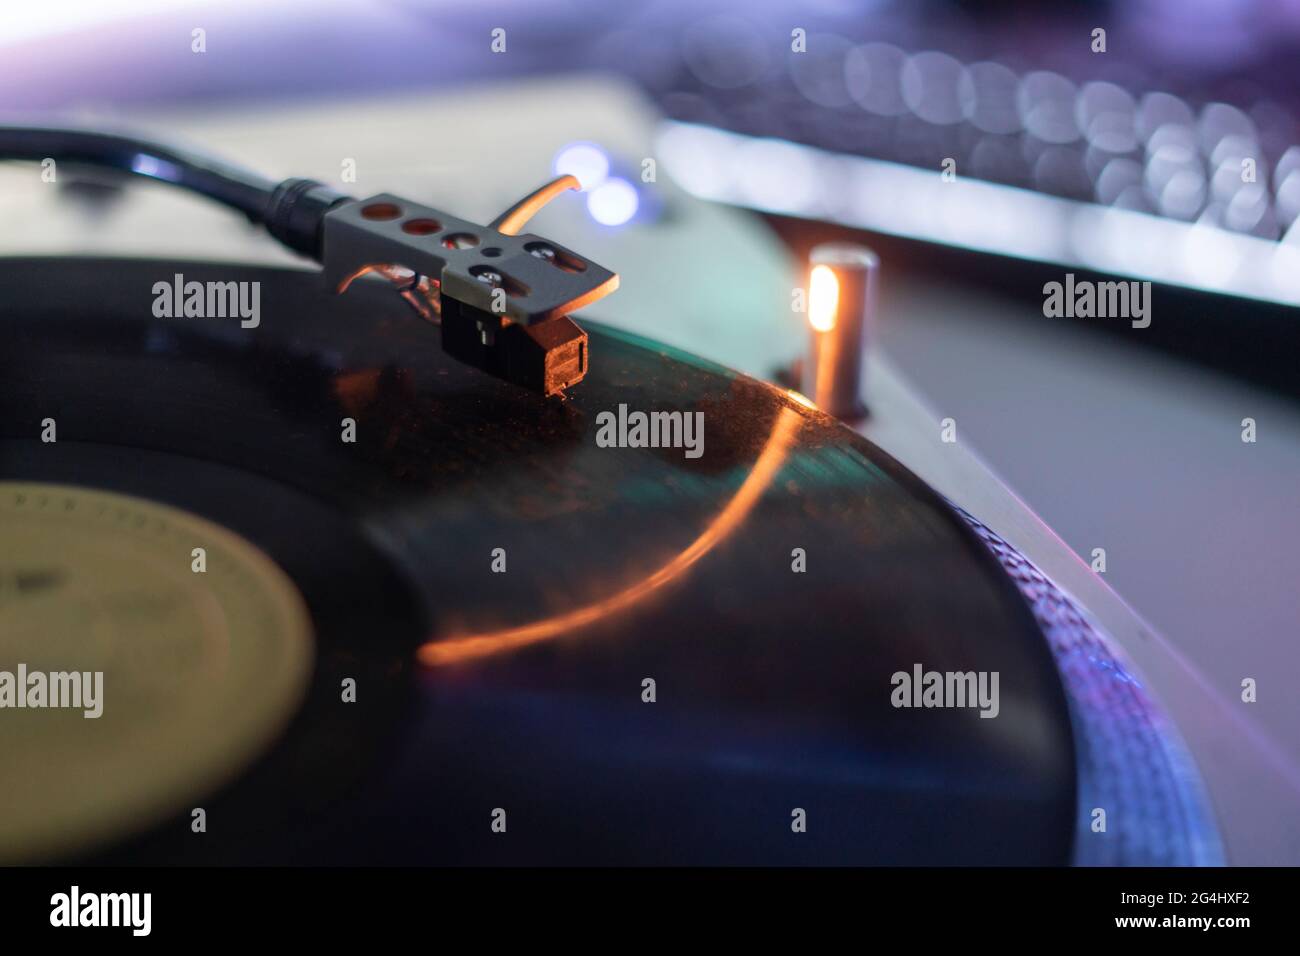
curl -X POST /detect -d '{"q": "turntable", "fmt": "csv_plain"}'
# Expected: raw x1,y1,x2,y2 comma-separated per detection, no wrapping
0,122,1223,866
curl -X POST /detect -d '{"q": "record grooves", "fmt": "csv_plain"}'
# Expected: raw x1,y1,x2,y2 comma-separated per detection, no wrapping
1,257,1075,865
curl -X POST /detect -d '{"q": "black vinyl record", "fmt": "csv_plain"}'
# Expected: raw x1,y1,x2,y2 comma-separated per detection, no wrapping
0,257,1075,864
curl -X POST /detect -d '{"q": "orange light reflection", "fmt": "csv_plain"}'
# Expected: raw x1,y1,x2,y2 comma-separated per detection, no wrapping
417,405,803,667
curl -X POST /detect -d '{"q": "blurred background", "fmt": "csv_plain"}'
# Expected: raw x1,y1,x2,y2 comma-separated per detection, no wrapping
2,1,1299,854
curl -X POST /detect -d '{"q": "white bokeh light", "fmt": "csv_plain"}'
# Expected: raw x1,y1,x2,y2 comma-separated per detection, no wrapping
587,178,638,226
552,143,610,192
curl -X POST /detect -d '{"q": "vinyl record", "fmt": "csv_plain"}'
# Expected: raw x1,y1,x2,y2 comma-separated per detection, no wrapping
0,257,1075,864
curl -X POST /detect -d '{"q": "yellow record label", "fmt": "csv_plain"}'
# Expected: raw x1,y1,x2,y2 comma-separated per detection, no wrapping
0,482,314,862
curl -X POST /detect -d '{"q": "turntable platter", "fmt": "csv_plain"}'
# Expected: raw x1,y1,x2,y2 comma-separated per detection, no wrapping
0,257,1075,864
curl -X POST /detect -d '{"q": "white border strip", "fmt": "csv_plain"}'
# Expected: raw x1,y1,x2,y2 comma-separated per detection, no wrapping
657,121,1300,307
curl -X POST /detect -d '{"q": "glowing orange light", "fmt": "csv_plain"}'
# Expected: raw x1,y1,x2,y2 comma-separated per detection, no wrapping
417,406,804,667
808,264,839,332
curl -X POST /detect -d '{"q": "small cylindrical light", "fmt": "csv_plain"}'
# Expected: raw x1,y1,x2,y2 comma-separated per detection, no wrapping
802,242,877,421
808,265,839,332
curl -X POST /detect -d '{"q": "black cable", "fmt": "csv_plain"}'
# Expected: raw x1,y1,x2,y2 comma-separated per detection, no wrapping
0,125,275,219
0,124,353,257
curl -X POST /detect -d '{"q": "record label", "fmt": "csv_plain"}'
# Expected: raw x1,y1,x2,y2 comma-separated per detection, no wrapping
0,482,313,862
